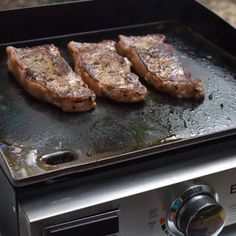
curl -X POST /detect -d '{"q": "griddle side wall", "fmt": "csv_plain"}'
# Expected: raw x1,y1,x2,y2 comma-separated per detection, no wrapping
0,0,235,56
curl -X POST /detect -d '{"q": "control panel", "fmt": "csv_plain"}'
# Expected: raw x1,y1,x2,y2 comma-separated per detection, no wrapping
18,143,236,236
116,169,236,236
31,168,236,236
167,185,225,235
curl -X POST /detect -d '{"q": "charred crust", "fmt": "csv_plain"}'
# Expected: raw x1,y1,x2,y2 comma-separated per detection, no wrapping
25,68,38,80
7,44,96,112
118,34,204,99
69,40,147,102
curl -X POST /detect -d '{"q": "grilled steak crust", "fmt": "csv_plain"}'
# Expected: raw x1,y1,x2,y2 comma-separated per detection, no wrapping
117,34,204,100
6,44,96,112
68,40,147,103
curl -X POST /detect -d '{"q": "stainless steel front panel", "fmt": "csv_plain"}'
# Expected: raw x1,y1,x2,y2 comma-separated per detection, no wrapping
116,169,236,236
18,141,236,236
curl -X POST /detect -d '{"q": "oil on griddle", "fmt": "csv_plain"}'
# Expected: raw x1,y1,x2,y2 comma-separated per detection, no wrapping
0,22,236,169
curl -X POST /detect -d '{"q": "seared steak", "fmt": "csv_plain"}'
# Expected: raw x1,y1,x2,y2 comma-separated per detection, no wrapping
6,44,96,112
68,40,147,103
117,34,204,100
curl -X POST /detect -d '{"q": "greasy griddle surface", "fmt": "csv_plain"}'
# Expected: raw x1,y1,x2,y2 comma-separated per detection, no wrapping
0,22,236,183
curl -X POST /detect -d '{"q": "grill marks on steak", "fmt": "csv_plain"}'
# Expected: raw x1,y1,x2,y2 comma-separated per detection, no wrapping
6,44,96,112
117,34,204,100
68,40,147,103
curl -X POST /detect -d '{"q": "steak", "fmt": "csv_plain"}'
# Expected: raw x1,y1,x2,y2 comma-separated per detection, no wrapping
68,40,147,103
117,34,204,100
6,44,96,112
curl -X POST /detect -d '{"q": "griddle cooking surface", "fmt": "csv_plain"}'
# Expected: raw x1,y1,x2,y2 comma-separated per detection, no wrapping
0,22,236,185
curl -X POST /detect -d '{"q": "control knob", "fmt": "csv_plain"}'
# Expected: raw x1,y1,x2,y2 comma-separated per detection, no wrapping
167,185,226,236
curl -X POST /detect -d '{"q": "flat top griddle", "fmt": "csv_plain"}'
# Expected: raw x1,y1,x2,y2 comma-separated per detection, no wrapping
0,21,236,186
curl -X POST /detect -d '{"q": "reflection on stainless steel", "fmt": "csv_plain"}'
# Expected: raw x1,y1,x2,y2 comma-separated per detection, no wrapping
187,203,225,236
167,185,226,236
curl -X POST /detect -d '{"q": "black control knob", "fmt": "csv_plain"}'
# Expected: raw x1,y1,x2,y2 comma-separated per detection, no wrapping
167,185,226,236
